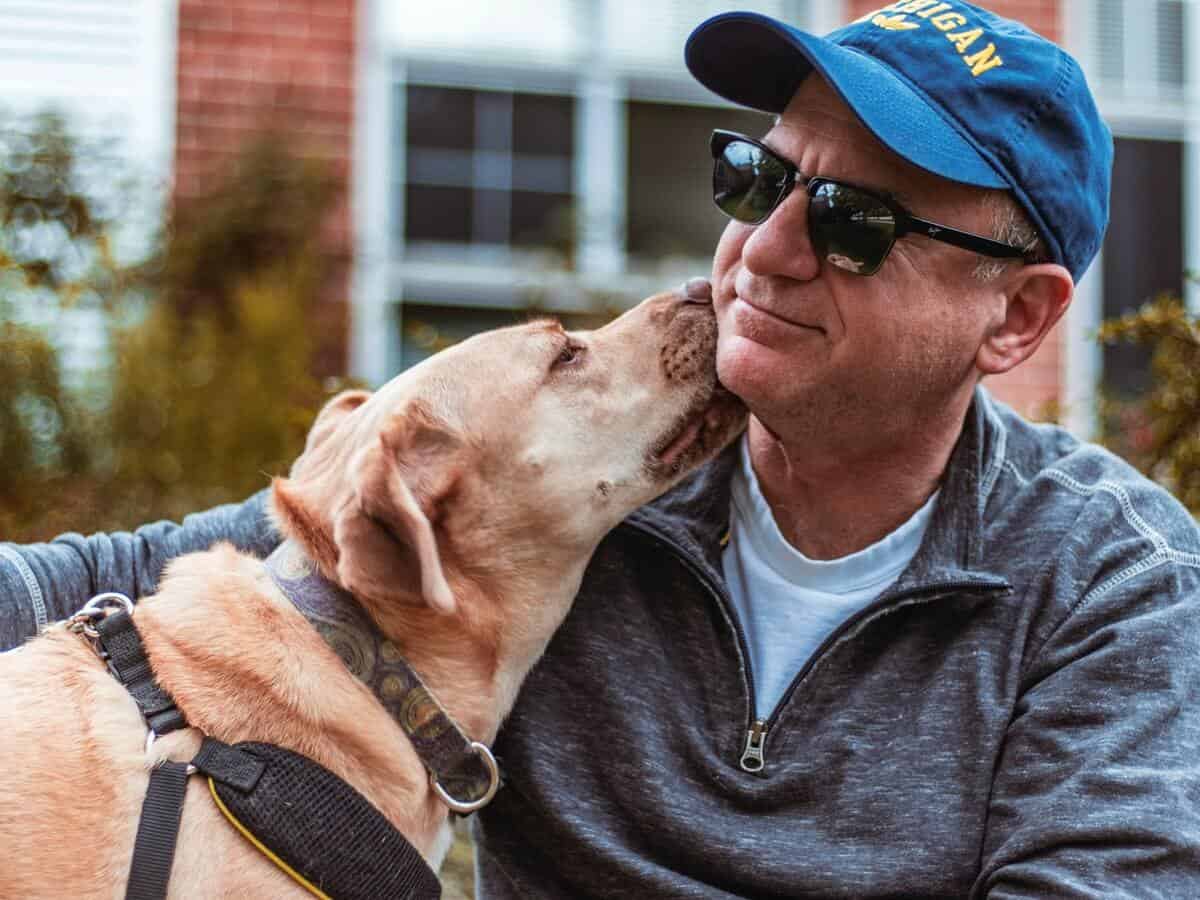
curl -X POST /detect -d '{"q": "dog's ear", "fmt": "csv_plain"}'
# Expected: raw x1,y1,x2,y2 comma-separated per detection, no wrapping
300,389,372,458
332,402,465,616
271,390,374,569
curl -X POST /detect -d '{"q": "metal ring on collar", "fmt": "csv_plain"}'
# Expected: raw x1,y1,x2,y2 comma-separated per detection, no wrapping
68,592,136,640
81,592,135,618
429,741,500,815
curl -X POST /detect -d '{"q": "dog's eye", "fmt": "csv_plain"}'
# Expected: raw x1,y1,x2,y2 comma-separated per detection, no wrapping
554,344,583,368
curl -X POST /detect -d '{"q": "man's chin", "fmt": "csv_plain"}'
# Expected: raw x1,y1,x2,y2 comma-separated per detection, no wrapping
716,340,787,408
718,328,803,371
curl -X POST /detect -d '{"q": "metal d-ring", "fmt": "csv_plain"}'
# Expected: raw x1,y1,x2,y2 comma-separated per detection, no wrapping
430,741,501,815
68,592,135,640
81,592,135,617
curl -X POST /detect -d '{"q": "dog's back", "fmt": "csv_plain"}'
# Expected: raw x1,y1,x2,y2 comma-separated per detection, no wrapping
0,547,342,899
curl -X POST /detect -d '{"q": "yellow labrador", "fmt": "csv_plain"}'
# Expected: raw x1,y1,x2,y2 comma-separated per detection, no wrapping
0,289,745,898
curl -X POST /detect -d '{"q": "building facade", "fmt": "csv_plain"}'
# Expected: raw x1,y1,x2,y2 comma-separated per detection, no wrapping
7,0,1196,438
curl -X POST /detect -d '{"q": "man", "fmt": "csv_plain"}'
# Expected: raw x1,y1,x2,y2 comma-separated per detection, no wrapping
3,2,1199,896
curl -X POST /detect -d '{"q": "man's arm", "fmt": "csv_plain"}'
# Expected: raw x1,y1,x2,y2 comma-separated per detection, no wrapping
0,489,280,651
973,554,1200,897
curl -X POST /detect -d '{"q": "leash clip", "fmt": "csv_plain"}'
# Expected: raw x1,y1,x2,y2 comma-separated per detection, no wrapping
430,741,500,815
67,592,135,641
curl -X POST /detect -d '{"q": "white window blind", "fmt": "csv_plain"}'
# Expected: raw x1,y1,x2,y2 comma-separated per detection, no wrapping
0,0,174,168
1089,0,1185,101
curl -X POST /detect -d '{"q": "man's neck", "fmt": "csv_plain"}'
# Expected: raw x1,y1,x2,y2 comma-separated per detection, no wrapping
745,407,965,560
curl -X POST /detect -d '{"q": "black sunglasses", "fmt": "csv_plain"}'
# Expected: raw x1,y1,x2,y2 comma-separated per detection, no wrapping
711,130,1030,276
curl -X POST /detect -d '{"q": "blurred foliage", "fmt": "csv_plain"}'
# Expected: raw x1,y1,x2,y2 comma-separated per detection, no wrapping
0,111,347,541
0,111,132,295
0,319,92,529
107,262,327,522
163,138,337,322
1098,294,1200,515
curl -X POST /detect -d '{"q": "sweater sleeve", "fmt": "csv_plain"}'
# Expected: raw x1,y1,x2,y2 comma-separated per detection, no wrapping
973,551,1200,898
0,489,281,651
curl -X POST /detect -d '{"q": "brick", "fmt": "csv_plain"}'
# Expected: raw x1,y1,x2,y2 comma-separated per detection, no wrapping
174,0,357,373
842,0,1060,41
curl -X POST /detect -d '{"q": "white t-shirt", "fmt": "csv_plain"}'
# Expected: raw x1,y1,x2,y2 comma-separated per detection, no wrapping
721,435,939,720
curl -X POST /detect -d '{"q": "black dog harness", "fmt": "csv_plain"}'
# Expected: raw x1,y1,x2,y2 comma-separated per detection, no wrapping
69,547,501,899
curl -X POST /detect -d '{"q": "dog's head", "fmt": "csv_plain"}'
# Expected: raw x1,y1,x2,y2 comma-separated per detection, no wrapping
272,289,746,618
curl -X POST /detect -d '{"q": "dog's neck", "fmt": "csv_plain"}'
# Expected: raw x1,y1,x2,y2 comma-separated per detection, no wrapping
263,541,498,798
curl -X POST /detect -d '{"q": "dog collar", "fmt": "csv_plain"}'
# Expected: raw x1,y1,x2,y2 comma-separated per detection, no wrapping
264,540,500,815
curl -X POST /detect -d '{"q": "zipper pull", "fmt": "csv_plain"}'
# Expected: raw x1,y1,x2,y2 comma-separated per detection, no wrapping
739,719,768,773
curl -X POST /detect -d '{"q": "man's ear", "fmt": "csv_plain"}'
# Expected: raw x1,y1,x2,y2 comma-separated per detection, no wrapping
332,402,466,616
977,263,1074,376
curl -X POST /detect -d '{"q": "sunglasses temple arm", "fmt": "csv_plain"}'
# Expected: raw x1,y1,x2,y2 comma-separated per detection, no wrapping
903,215,1027,259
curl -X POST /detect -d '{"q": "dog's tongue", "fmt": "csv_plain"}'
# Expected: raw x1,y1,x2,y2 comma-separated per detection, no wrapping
658,417,702,467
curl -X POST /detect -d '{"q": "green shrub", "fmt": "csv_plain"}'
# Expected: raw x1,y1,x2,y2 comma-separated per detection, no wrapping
1098,295,1200,516
0,116,346,541
107,264,328,522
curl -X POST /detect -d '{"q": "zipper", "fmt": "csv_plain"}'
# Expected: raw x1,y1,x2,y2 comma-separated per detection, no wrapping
621,521,1007,776
740,719,768,772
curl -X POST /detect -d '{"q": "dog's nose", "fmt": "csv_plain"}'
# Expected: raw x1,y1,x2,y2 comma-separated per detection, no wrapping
678,277,712,305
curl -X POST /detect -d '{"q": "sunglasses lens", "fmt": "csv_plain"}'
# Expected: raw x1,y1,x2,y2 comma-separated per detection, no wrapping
808,181,896,276
713,139,790,224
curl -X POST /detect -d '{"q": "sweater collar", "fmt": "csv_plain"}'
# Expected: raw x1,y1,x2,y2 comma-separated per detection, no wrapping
628,386,1011,595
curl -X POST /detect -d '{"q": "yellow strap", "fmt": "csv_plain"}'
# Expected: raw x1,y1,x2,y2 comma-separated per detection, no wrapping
207,777,332,900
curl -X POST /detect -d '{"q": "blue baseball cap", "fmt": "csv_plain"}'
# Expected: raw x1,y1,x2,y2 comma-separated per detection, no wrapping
685,1,1113,280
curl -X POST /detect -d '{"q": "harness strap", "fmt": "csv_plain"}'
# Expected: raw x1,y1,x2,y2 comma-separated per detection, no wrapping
205,741,442,899
96,610,187,737
192,736,266,791
124,761,191,900
76,596,443,899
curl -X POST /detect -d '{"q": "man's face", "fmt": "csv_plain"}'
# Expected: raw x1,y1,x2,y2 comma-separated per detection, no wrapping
711,76,1006,455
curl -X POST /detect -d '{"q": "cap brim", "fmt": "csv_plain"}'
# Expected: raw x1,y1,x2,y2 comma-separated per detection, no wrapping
685,13,1007,190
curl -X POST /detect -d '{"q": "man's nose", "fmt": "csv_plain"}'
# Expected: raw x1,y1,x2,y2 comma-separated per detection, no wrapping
740,188,821,282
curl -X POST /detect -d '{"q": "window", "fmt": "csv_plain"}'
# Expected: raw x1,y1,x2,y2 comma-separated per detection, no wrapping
401,85,575,253
1102,137,1183,398
1091,0,1185,100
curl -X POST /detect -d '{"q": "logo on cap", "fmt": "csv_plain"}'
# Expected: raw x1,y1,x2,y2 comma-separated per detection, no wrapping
871,14,919,31
857,1,1004,77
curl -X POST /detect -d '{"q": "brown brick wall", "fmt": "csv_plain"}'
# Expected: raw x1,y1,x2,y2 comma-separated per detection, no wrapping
844,0,1059,39
841,1,1064,419
175,0,356,375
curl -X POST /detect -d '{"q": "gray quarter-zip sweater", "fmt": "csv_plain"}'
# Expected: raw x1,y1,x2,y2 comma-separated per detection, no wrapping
3,388,1200,897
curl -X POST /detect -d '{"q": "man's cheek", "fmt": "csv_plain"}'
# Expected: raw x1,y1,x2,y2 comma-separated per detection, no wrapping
711,221,749,282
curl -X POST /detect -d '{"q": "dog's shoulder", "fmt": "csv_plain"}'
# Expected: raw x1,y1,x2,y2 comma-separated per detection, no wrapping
158,541,260,585
140,543,297,643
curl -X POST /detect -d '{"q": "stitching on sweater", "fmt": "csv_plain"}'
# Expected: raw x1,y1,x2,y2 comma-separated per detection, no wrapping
1082,550,1176,606
1002,461,1200,614
0,544,47,631
1002,459,1028,486
1041,468,1178,557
